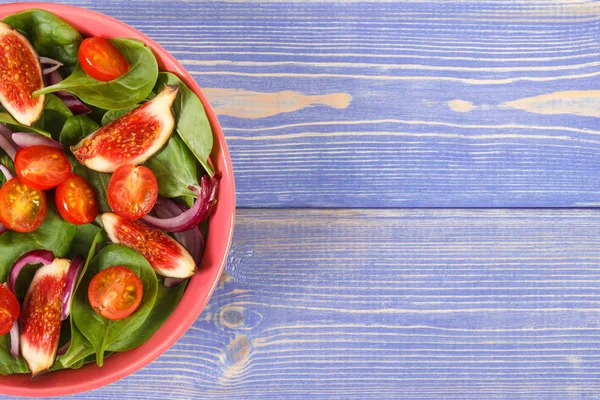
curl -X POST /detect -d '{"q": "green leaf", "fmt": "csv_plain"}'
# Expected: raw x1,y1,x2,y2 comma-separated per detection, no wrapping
3,9,82,66
69,224,102,259
154,72,214,176
55,230,106,369
145,135,198,198
0,208,76,282
0,112,50,137
59,115,100,149
34,39,159,110
0,335,28,375
74,165,111,213
109,279,187,352
34,94,73,139
72,244,158,366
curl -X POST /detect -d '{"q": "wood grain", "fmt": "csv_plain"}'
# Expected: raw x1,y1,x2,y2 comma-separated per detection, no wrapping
17,209,600,400
17,0,600,207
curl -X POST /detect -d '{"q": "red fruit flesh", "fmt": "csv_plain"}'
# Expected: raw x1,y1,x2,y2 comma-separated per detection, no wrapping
101,213,195,278
71,85,178,173
0,22,44,126
19,258,69,376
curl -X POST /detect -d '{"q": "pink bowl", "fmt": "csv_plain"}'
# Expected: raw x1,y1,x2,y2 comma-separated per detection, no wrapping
0,2,235,397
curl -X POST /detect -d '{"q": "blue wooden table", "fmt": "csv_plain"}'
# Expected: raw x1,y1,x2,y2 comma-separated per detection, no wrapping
4,0,600,398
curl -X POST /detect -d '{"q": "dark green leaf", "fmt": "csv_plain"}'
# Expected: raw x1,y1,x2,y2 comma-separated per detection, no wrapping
59,115,99,149
3,9,82,66
0,335,28,375
154,72,214,176
34,94,73,139
146,135,198,198
34,39,159,110
72,244,158,366
69,224,102,259
0,152,13,186
109,279,187,351
0,208,76,282
0,112,50,137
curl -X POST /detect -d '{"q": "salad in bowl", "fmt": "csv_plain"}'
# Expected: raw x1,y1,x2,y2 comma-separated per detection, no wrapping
0,4,234,392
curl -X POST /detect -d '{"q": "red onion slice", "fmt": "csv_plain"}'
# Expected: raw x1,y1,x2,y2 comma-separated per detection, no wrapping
46,71,92,115
141,174,220,232
154,198,205,263
57,340,70,356
9,320,18,358
0,223,6,236
0,163,13,181
0,124,15,147
61,256,83,321
12,132,63,150
0,131,16,161
39,57,63,75
8,250,54,293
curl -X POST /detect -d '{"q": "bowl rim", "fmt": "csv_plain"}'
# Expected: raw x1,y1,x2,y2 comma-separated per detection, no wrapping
0,2,235,397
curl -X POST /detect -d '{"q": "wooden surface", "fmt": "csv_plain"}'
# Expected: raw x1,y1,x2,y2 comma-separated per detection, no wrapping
3,0,600,399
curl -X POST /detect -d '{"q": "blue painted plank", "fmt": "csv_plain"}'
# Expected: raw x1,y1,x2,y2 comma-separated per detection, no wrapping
4,209,600,399
7,0,600,207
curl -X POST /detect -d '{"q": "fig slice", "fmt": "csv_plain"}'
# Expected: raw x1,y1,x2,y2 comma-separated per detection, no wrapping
0,22,45,126
101,212,195,278
72,85,179,173
20,258,69,376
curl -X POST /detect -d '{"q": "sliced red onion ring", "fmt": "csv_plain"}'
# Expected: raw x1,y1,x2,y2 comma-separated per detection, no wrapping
46,71,92,115
0,163,13,181
141,174,220,232
8,250,54,293
57,340,70,356
0,131,16,161
154,198,205,288
0,223,6,236
0,124,15,147
154,198,205,263
39,56,63,75
12,132,63,150
61,256,84,321
9,320,18,358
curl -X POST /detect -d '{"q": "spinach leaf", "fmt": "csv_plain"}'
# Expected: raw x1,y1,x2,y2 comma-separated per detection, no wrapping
69,224,102,259
72,244,158,366
145,135,198,198
0,208,76,282
154,72,214,176
59,115,99,149
0,112,50,137
3,9,82,66
57,230,106,369
0,335,28,375
109,279,187,352
101,107,135,126
34,94,73,139
34,39,159,110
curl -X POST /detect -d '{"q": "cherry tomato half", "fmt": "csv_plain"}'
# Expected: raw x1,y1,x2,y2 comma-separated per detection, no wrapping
0,284,19,336
88,266,143,320
0,178,47,233
55,174,98,225
15,146,72,190
78,37,130,82
107,165,158,220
